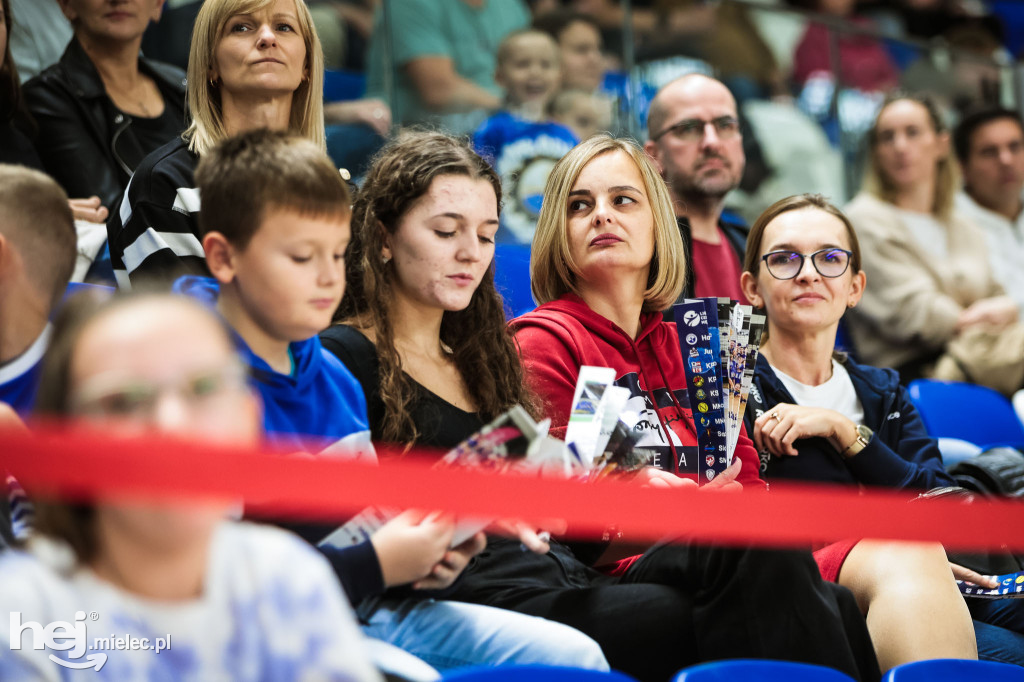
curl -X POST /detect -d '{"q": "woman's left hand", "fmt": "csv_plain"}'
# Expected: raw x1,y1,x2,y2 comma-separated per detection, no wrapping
753,404,857,457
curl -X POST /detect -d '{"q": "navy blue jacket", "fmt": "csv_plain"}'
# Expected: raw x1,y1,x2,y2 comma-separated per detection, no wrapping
745,353,956,490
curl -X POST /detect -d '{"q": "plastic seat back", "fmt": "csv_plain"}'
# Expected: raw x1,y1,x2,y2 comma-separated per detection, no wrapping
882,658,1024,682
442,664,638,682
674,659,856,682
907,379,1024,447
493,243,535,320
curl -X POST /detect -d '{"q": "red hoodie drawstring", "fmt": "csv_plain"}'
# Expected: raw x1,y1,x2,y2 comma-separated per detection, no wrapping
625,334,690,476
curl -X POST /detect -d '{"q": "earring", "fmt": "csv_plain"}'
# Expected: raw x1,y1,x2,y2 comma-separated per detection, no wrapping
382,254,391,265
208,77,219,88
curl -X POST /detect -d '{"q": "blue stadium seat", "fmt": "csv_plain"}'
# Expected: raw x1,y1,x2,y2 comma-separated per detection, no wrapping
441,664,638,682
673,659,855,681
492,243,535,320
323,69,367,102
907,379,1024,449
882,658,1024,682
991,2,1024,59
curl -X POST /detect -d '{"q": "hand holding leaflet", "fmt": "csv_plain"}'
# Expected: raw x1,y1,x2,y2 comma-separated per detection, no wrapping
958,570,1024,599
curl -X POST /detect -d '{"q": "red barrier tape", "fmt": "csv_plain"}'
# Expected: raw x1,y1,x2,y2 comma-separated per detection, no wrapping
4,427,1024,551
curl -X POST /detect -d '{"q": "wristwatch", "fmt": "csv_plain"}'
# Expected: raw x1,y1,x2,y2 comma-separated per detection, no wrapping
841,424,873,459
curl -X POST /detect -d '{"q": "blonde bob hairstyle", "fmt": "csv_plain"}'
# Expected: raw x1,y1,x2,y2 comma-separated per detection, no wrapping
862,92,958,220
531,134,685,312
184,0,326,156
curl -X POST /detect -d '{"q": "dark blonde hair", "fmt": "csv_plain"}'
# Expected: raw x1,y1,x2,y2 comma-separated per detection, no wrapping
184,0,325,156
335,130,535,446
742,193,862,278
530,134,685,312
195,129,351,250
863,92,959,219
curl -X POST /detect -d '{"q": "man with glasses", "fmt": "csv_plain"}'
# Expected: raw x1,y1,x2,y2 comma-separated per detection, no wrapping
644,74,749,305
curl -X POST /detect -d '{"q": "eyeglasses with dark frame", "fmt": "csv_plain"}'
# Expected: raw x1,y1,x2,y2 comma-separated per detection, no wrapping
651,116,740,143
761,248,853,280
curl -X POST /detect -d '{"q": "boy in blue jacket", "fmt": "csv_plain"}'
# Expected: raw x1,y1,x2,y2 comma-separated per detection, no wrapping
175,129,608,676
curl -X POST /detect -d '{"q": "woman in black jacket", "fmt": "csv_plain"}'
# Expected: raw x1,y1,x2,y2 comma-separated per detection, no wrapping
1,0,106,222
23,0,186,210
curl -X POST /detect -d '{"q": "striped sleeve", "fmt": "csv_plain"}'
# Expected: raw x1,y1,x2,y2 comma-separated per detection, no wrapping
107,138,207,290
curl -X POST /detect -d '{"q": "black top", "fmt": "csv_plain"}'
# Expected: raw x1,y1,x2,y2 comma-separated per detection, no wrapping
0,120,43,170
106,136,204,289
114,96,185,174
23,36,187,207
320,324,485,453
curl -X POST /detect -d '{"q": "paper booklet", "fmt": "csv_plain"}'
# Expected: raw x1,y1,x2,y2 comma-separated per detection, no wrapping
321,399,655,552
959,571,1024,599
673,298,765,485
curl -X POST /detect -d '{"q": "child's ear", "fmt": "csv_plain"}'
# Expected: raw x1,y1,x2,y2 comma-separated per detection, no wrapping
203,232,237,284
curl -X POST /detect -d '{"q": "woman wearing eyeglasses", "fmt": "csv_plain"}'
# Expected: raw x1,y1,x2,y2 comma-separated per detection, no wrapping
843,92,1017,383
738,194,1012,671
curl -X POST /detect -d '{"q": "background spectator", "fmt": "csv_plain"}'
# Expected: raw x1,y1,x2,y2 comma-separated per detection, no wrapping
107,0,326,289
6,0,71,83
473,29,578,245
845,93,1019,385
792,0,899,94
365,0,529,133
954,108,1024,317
24,0,186,210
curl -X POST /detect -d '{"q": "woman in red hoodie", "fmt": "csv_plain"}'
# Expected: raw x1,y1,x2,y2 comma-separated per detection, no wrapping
506,135,882,680
513,134,760,485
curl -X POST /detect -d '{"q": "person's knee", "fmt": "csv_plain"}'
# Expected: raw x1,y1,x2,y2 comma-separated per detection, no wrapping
529,624,610,671
841,540,952,604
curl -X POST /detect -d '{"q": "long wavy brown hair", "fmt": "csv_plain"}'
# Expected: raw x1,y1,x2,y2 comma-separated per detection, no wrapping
335,130,536,446
1,0,26,126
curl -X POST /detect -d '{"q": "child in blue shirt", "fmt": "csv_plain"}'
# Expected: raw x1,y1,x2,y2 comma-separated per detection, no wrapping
473,30,578,245
177,129,607,676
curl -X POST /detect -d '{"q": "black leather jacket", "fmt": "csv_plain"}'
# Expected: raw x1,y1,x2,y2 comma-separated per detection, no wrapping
23,37,187,208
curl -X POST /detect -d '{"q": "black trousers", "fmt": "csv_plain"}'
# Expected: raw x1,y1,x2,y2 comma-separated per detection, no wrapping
448,538,880,682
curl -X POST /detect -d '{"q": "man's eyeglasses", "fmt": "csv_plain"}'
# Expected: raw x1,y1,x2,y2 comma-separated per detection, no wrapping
761,248,853,280
651,116,740,143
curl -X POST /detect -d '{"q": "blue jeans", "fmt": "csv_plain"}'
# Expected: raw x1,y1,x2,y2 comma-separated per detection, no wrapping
974,620,1024,667
970,598,1024,635
362,597,609,673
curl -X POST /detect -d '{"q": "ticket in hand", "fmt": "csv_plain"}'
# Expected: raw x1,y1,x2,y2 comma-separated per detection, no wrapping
958,570,1024,598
